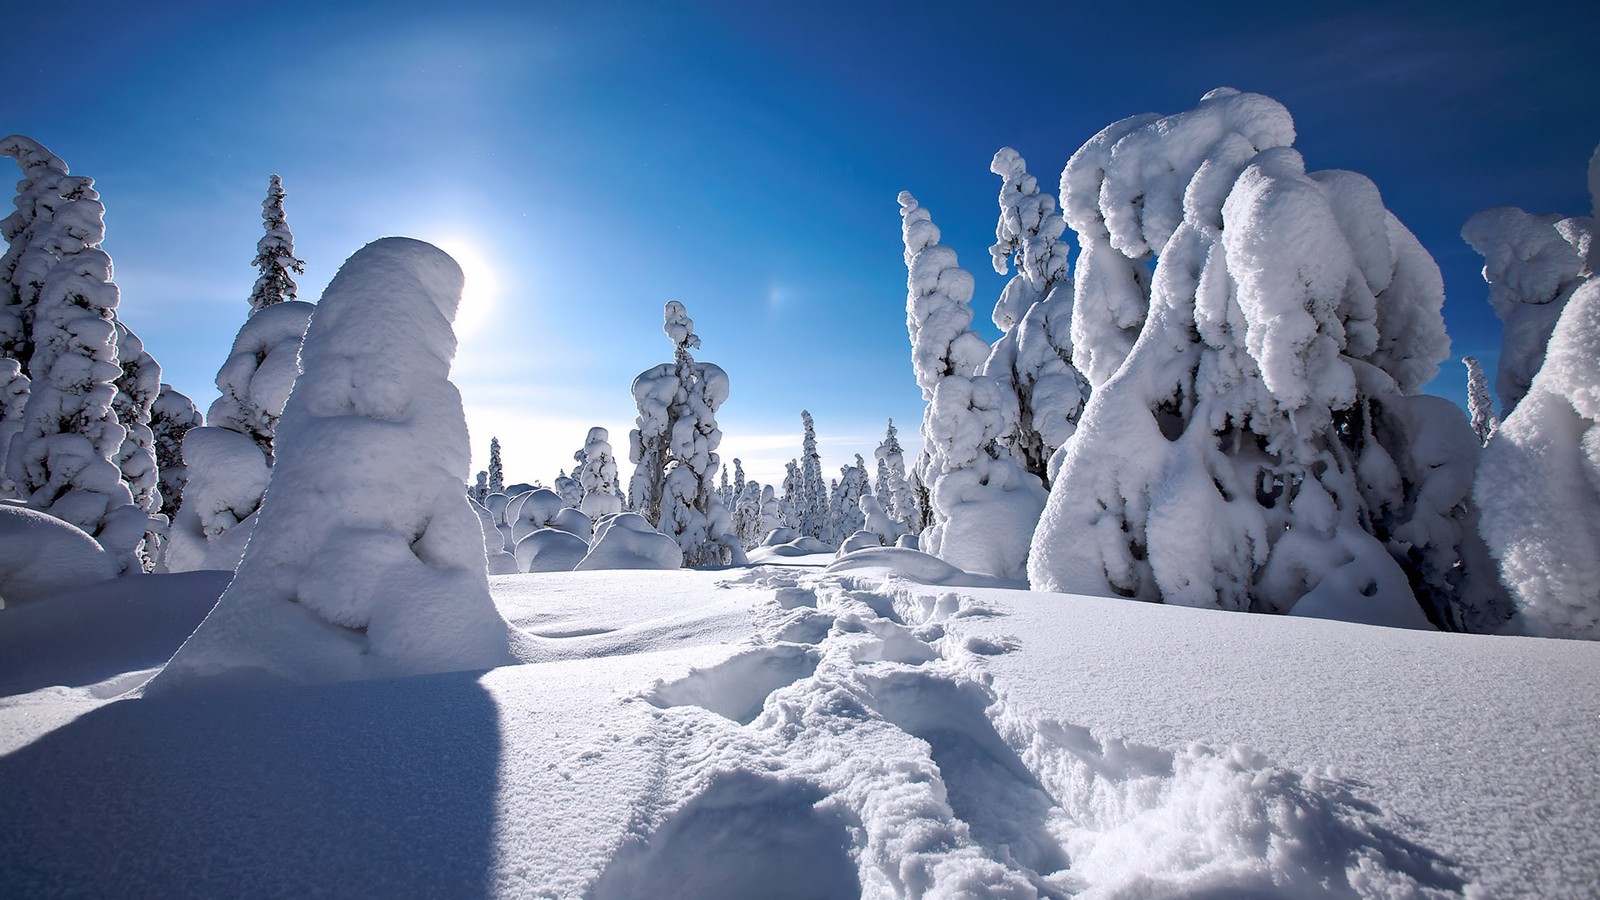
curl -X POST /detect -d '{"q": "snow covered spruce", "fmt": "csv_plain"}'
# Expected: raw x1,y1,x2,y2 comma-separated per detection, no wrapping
148,238,518,692
1010,89,1503,631
627,300,744,567
0,135,158,572
1471,147,1600,641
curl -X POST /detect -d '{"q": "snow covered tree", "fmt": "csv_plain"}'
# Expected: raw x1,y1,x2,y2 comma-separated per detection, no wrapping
1030,89,1503,631
873,418,915,534
149,238,514,692
166,299,312,572
1474,145,1600,640
1464,356,1499,446
627,301,744,565
554,469,583,509
579,426,622,518
829,454,869,543
111,321,161,518
780,459,800,529
797,410,828,541
981,148,1089,485
488,437,504,495
0,359,27,499
247,175,305,316
759,484,782,538
0,135,150,569
735,478,764,549
900,191,1046,579
150,384,202,520
1461,206,1593,415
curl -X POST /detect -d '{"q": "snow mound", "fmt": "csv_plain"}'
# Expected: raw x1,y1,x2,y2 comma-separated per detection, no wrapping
575,513,682,571
0,504,117,607
515,527,589,574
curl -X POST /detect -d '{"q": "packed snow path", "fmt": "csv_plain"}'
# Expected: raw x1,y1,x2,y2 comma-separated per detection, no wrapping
3,563,1596,896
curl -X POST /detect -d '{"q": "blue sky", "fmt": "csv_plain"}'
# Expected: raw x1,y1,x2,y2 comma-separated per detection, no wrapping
4,1,1597,487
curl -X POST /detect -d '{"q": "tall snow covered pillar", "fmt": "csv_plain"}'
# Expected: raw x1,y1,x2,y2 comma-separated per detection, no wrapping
147,238,513,692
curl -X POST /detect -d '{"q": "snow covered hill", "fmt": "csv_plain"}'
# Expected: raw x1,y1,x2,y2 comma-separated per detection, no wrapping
1,563,1595,898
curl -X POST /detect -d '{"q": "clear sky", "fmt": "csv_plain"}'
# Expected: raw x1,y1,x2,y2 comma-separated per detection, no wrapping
4,0,1598,488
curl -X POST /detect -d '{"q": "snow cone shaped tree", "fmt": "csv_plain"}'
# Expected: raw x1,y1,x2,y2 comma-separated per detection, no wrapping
150,384,202,519
149,238,514,692
1030,89,1504,631
797,410,828,541
900,191,1046,580
1474,146,1600,640
627,301,744,566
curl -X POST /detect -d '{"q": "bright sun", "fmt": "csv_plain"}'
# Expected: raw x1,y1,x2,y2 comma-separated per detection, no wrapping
430,235,497,339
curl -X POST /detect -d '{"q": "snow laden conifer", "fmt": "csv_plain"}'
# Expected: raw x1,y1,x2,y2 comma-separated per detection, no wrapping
111,321,161,517
0,135,151,569
488,437,504,495
1474,146,1600,640
1031,89,1504,631
780,459,800,529
829,454,869,543
982,148,1088,484
874,418,915,533
0,359,27,498
627,301,744,565
1461,205,1593,415
150,384,202,520
150,238,515,692
166,298,312,571
1464,356,1499,446
247,175,305,316
797,410,828,541
578,426,621,518
900,191,1046,579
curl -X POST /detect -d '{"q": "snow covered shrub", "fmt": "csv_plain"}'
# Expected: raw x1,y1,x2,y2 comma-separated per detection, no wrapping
828,454,869,544
627,301,744,566
0,135,150,570
247,175,305,316
982,148,1088,485
579,426,622,518
515,527,589,573
900,191,1046,580
1474,147,1600,640
1031,89,1502,630
1461,205,1593,415
470,497,519,575
149,237,514,692
166,300,312,571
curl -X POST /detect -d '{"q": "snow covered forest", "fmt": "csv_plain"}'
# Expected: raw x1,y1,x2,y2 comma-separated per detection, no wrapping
3,84,1599,899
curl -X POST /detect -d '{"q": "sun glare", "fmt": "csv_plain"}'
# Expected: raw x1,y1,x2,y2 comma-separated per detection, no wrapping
430,235,497,339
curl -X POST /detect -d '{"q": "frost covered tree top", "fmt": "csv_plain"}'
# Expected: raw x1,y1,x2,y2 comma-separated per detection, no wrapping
247,175,305,316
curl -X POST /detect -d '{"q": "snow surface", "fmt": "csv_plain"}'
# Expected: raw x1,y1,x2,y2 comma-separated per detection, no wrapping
2,561,1594,898
0,503,117,607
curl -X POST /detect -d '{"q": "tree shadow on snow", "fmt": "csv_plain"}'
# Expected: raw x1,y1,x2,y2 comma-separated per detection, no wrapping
0,668,504,898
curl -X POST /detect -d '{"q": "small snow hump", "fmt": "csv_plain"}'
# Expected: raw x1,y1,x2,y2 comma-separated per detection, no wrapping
146,238,513,694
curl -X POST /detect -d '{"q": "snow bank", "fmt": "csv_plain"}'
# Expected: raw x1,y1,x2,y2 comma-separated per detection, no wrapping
147,238,513,693
0,504,117,607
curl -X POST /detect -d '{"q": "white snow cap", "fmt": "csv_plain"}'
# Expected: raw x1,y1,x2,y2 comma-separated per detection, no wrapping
149,237,513,692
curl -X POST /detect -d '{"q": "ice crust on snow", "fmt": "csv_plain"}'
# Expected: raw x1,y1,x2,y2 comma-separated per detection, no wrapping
148,238,513,692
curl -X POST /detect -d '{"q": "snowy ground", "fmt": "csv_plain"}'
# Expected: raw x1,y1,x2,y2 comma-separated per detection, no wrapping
1,561,1596,898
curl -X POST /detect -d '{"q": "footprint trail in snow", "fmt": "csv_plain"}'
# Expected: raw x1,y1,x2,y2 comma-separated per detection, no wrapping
597,567,1468,899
